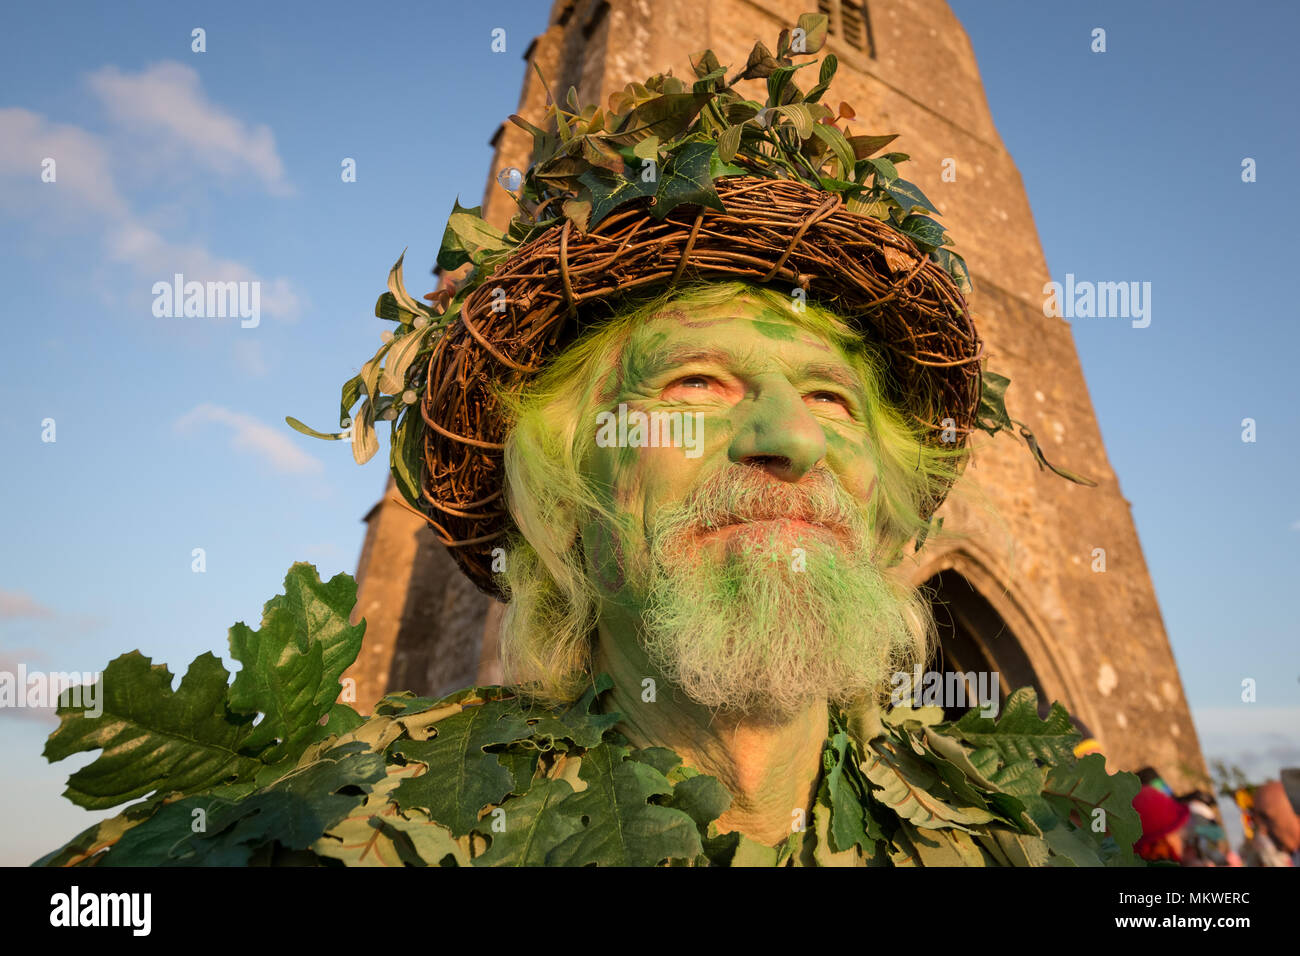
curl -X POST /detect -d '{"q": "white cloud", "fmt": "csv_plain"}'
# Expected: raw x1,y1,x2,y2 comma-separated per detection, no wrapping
0,593,54,620
1191,706,1300,788
88,62,293,195
103,220,301,321
1192,706,1300,738
231,338,270,377
0,107,126,219
0,652,88,724
174,403,324,475
0,103,302,323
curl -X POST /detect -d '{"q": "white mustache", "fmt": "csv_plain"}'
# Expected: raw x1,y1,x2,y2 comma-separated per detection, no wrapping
660,465,863,541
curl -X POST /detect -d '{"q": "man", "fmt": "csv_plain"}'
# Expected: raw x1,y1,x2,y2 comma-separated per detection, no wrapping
38,15,1139,867
494,280,957,847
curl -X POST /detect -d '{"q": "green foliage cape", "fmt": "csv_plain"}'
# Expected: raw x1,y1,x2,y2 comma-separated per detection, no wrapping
38,564,1142,867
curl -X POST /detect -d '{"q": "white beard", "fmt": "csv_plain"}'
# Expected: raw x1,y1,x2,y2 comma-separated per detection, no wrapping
635,467,932,717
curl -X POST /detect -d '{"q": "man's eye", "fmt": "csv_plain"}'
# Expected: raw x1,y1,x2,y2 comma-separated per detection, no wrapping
807,390,850,408
667,375,713,390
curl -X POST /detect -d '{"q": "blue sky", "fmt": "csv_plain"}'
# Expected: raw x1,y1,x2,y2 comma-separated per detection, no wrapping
0,1,1295,864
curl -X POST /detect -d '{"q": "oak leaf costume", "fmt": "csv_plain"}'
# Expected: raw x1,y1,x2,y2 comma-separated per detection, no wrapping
37,566,1141,867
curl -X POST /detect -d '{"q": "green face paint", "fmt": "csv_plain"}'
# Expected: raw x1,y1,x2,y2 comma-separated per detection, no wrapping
750,319,799,341
585,299,881,571
568,294,926,713
493,280,968,707
632,462,931,716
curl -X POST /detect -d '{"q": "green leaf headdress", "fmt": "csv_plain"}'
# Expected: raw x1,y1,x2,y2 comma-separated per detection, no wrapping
290,12,1094,598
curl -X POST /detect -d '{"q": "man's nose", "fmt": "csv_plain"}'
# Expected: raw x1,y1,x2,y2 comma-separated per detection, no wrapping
726,377,826,482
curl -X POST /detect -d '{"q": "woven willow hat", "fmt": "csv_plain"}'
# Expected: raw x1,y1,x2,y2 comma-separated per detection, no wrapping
290,12,1093,601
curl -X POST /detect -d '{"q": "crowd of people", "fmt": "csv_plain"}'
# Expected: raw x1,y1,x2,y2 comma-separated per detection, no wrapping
1130,767,1298,867
1068,718,1295,866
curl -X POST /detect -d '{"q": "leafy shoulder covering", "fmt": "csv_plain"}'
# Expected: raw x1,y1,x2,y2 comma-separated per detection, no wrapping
36,563,1142,867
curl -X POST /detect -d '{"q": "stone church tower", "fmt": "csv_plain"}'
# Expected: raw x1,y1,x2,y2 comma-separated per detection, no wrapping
344,0,1207,790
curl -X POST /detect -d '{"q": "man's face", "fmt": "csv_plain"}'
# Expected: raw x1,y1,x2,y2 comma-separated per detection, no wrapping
578,293,926,716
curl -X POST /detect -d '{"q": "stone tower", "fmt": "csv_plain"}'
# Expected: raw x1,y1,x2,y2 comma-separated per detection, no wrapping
344,0,1207,791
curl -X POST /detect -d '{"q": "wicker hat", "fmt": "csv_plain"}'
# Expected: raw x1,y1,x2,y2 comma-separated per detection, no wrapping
289,13,1093,601
419,175,979,597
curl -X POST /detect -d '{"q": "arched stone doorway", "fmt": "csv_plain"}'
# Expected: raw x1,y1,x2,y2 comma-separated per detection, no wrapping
906,544,1101,735
918,568,1049,722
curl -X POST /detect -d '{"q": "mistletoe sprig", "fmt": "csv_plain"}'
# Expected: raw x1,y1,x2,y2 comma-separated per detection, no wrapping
285,251,460,508
976,371,1098,487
